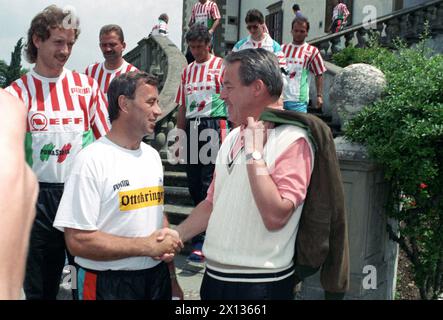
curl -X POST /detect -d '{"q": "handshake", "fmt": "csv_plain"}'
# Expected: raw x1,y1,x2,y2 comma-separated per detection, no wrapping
146,228,184,262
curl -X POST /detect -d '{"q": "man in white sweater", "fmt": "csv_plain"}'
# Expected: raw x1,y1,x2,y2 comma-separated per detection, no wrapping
176,48,314,300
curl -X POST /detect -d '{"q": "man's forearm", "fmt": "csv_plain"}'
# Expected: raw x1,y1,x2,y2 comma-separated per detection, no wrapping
176,105,186,131
65,229,177,261
209,18,221,33
315,75,323,97
176,200,212,243
246,160,294,231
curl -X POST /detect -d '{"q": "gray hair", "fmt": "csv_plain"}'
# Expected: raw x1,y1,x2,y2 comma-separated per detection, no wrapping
107,71,158,123
224,48,283,99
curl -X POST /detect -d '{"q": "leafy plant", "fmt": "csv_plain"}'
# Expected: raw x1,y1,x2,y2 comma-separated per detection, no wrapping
0,38,27,88
344,33,443,300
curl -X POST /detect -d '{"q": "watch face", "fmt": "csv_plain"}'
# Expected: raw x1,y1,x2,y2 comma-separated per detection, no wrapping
252,151,262,160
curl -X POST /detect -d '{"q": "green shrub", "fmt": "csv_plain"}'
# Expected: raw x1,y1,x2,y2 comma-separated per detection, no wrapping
344,37,443,300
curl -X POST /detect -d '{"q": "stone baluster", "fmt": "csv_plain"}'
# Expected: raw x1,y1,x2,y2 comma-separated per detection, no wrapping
330,36,341,55
410,10,425,40
344,31,355,47
433,3,443,31
318,41,331,58
376,22,386,45
425,6,437,31
398,14,410,39
385,18,400,47
356,28,367,48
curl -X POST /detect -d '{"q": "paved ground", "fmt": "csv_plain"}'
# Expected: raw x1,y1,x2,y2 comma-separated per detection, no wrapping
56,252,205,300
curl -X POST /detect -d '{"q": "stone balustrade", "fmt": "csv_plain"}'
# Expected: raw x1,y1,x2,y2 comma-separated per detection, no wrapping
310,0,443,60
124,36,187,153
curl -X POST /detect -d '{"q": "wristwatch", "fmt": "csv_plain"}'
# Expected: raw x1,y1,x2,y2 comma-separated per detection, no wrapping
245,150,263,161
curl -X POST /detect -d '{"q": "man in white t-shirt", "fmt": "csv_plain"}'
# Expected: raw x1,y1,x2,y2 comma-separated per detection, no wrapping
85,25,138,98
54,72,184,300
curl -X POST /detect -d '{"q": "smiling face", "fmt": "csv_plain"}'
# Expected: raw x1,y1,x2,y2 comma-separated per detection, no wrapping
33,27,75,77
126,81,162,136
99,31,126,65
220,62,255,126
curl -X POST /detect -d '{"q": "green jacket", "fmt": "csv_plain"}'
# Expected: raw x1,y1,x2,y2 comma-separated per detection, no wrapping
260,108,350,299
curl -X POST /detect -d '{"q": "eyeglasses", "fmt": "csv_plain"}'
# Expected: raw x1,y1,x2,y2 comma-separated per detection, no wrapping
246,24,260,31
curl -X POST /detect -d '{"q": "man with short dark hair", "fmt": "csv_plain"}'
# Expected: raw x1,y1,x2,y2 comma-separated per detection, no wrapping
54,71,183,300
176,49,315,300
282,17,326,112
175,24,230,263
6,5,110,300
292,4,303,17
85,24,137,98
233,9,286,73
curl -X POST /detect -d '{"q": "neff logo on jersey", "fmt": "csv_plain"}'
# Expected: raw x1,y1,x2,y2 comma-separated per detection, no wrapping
113,180,130,191
40,143,72,163
119,187,164,212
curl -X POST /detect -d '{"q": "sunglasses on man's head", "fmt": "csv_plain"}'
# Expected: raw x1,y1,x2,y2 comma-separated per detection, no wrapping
246,24,260,31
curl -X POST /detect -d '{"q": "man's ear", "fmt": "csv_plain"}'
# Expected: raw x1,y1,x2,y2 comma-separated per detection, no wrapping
122,41,127,50
252,79,266,98
118,95,129,114
32,34,41,49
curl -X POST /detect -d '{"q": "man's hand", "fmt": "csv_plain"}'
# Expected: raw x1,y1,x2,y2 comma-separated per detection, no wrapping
244,117,268,155
146,228,183,257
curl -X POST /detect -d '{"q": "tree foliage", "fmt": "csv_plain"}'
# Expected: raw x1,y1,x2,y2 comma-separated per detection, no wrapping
338,33,443,299
0,38,27,88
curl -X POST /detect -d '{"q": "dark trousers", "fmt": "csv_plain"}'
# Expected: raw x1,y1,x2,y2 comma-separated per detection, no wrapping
24,183,76,300
77,262,171,300
200,272,296,300
185,117,230,244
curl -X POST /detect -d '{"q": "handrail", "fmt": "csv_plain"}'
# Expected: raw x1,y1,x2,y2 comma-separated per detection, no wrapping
308,0,443,58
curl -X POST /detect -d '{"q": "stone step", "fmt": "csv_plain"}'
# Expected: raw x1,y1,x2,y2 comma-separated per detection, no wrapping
164,171,188,188
164,186,193,206
164,204,193,225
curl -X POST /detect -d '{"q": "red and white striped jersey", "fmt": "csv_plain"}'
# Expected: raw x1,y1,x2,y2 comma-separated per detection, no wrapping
175,55,227,119
85,60,137,98
190,0,221,29
232,34,287,71
150,19,168,36
333,3,350,22
6,68,110,183
281,42,327,103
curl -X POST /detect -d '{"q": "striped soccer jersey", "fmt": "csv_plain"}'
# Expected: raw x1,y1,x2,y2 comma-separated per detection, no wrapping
190,0,221,29
333,3,350,21
232,34,287,71
150,19,168,36
85,60,137,97
281,42,327,104
175,55,227,119
6,68,110,183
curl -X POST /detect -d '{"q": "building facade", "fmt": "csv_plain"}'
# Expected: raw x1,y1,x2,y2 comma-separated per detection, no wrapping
182,0,432,56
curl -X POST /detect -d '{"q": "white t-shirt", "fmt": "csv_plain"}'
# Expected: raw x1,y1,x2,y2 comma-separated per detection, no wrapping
54,137,164,271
